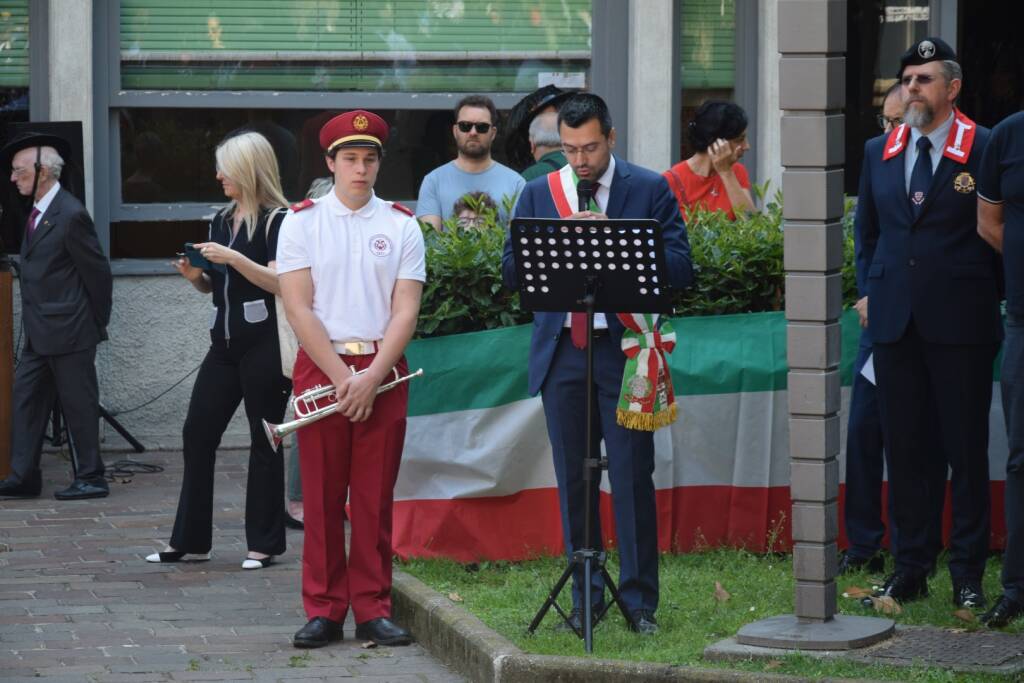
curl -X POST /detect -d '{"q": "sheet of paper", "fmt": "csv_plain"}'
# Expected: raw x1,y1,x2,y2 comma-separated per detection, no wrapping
860,352,876,386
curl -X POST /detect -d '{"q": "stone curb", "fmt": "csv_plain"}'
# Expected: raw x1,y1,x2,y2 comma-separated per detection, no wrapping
392,571,838,683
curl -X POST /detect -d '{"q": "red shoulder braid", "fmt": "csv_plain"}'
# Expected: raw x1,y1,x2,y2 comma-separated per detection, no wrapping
391,201,414,217
290,198,315,212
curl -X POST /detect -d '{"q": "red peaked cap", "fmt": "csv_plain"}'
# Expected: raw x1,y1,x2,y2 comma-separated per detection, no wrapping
319,110,389,155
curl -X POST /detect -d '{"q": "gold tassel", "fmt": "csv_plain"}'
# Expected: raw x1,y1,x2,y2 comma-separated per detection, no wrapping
616,402,678,432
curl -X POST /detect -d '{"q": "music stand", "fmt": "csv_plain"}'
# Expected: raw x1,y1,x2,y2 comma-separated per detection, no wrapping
512,217,672,653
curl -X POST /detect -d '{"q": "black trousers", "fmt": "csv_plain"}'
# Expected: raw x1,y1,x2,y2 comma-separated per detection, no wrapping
874,320,998,581
10,344,104,483
999,316,1024,604
170,333,291,555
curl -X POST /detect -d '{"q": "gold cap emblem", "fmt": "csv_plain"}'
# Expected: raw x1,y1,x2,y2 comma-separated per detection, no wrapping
353,115,369,131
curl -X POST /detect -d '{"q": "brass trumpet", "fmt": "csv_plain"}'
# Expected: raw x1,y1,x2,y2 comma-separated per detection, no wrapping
262,366,424,448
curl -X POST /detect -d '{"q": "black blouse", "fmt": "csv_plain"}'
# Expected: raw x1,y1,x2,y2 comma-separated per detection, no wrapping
205,206,285,346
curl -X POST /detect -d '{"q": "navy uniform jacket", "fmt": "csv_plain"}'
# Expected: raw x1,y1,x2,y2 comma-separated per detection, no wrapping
501,157,693,395
855,112,1002,346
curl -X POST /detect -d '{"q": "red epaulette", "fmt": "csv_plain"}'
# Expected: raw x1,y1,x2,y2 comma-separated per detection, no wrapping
290,198,315,212
391,201,414,217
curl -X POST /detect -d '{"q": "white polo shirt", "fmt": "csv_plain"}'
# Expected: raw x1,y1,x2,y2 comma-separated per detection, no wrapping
276,190,426,342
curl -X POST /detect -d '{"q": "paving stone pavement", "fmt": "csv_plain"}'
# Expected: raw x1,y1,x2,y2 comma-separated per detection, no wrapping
0,450,465,683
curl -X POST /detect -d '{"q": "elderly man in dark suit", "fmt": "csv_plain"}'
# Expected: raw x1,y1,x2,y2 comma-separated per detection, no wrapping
855,38,1001,608
502,93,692,635
0,132,113,500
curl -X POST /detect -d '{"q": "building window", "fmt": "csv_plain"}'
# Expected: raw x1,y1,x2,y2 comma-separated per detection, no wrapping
119,1,590,93
108,1,593,260
845,0,930,194
678,0,735,160
0,0,30,126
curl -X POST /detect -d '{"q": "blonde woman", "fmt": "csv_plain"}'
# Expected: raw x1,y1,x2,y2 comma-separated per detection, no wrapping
148,131,292,569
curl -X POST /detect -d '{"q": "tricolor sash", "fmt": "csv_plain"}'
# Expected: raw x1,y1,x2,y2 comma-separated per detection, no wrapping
544,169,680,431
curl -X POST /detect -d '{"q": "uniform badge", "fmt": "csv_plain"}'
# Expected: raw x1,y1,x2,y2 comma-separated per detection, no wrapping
918,40,936,59
353,115,369,131
911,191,926,206
953,171,976,194
369,234,392,257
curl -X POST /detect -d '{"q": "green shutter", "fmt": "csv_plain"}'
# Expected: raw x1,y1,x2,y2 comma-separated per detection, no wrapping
0,0,29,88
120,0,591,91
680,0,734,90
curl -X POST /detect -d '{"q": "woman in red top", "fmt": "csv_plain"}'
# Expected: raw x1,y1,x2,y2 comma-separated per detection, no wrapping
663,101,755,221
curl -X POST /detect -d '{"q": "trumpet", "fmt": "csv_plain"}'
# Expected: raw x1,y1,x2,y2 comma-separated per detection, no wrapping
262,366,424,448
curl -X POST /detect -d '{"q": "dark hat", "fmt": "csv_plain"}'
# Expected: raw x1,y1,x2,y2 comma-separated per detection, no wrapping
318,110,389,155
897,37,958,79
0,131,72,166
504,85,576,171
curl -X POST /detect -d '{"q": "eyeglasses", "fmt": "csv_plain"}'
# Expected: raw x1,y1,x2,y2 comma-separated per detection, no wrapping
901,73,936,87
877,115,903,130
562,142,604,158
456,121,492,134
10,166,33,177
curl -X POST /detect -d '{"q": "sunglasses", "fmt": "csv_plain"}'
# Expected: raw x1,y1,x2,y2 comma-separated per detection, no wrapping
901,73,936,87
456,121,492,134
877,115,903,130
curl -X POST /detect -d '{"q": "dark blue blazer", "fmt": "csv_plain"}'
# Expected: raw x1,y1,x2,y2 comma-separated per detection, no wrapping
854,124,1002,346
502,157,693,395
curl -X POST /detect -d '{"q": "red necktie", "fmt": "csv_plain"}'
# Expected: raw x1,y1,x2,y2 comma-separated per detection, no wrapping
25,207,40,238
570,312,588,349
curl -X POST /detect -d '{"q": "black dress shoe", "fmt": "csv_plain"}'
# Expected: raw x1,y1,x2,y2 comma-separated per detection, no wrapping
293,617,342,648
838,552,885,575
0,474,41,498
54,479,109,500
629,609,659,635
284,511,304,530
553,604,604,633
354,617,412,646
953,580,987,609
980,594,1024,628
860,572,929,607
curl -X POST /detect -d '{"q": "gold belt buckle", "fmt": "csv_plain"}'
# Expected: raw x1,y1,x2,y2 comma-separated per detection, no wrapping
339,340,379,355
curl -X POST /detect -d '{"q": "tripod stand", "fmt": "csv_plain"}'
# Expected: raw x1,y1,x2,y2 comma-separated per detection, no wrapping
511,217,671,653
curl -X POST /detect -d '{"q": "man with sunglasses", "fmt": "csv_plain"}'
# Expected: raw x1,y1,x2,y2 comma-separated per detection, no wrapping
416,95,525,229
842,79,947,578
854,37,1000,610
502,93,692,635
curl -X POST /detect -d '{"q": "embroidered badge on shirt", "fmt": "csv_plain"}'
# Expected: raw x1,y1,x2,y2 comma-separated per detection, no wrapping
369,234,392,257
953,171,976,194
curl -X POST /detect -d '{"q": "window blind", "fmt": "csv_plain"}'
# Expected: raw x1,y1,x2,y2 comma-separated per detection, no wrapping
120,0,591,91
680,0,735,90
0,0,29,88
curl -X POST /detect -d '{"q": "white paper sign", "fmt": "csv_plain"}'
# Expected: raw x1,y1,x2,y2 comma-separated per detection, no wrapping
538,72,586,89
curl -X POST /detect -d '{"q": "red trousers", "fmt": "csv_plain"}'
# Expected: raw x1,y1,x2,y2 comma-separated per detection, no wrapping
293,348,408,623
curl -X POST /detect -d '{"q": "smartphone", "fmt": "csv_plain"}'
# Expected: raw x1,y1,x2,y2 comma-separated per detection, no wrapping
183,242,213,270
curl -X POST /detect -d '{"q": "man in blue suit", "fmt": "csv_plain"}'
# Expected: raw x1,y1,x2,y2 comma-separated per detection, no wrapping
502,93,692,635
855,38,1001,608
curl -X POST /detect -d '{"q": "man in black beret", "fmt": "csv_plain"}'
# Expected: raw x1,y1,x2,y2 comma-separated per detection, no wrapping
0,132,113,500
854,37,1000,609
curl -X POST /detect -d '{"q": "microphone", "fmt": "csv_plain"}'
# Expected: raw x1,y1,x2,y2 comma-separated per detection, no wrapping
576,179,595,214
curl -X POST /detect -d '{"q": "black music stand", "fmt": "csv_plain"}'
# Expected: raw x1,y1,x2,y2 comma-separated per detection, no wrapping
512,217,672,653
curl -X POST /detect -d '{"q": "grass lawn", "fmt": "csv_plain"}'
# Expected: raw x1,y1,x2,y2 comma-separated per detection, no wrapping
400,549,1023,682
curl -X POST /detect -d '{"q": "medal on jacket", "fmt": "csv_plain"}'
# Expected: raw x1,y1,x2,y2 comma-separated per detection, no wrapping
953,171,976,194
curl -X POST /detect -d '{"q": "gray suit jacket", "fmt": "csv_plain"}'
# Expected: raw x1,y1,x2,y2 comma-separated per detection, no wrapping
18,187,113,355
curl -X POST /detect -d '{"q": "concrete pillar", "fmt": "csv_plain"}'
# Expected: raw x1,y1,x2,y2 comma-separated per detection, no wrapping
627,0,677,171
757,0,782,194
722,0,894,653
778,0,845,624
46,0,94,214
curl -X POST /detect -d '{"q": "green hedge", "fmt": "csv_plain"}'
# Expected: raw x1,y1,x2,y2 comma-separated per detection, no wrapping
416,186,859,338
